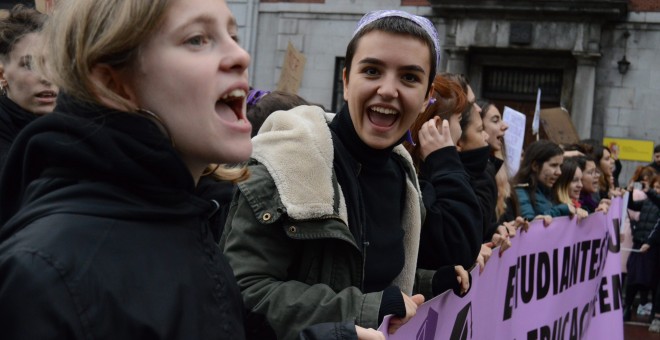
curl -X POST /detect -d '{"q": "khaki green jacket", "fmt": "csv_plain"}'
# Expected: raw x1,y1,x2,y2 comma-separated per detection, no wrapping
221,106,434,340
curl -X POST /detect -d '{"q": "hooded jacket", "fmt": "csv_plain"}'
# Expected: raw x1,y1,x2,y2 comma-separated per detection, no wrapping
0,96,245,339
221,106,439,340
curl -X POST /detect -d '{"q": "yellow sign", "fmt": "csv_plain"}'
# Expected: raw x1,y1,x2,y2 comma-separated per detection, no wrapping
603,137,655,162
276,42,306,95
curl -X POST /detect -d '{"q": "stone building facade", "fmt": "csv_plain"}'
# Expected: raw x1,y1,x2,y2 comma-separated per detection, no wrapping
231,0,658,178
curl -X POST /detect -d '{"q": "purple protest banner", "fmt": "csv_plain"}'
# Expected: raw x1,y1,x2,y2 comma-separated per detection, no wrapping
584,198,624,339
379,199,625,340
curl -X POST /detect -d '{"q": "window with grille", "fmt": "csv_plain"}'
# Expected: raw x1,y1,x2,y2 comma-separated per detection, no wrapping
482,66,562,102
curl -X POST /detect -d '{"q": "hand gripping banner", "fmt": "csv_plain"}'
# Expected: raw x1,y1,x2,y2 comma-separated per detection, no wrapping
379,198,625,340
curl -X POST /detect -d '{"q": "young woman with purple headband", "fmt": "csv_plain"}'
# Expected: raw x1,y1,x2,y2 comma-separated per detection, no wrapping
222,10,470,340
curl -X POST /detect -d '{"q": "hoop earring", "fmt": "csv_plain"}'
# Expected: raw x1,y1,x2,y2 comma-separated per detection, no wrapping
136,108,175,147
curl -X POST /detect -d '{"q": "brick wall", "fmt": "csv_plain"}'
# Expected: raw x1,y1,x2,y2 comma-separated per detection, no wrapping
629,0,660,11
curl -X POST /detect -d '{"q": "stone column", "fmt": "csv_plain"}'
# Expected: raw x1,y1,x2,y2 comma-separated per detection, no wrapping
570,52,600,139
444,46,469,75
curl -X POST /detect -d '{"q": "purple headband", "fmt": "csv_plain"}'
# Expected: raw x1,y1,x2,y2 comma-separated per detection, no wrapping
247,89,271,106
353,10,440,70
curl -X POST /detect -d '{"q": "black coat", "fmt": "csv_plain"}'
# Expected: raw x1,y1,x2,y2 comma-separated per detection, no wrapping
459,146,500,241
417,146,482,270
0,95,38,172
0,96,245,339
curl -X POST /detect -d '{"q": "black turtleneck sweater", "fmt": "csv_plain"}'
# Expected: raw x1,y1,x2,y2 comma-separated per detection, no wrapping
0,95,39,172
329,106,406,293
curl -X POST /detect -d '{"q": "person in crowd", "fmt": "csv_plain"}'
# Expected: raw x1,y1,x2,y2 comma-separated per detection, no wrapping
563,144,611,214
406,73,483,271
581,140,624,199
624,173,660,322
642,217,660,332
0,0,254,338
0,5,58,170
648,144,660,174
551,157,588,219
477,100,511,223
624,166,658,319
222,11,470,340
513,140,567,223
609,142,623,187
246,89,310,137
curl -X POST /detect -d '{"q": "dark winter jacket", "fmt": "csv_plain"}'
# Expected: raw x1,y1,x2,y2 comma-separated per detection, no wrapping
628,189,660,243
458,146,499,241
221,106,453,340
0,95,39,172
515,184,570,220
0,95,245,339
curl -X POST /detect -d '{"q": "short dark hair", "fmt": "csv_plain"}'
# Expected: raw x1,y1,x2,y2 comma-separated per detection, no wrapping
0,5,45,59
654,144,660,154
344,16,437,95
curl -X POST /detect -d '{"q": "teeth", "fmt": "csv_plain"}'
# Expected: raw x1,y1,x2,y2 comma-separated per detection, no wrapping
220,89,246,101
371,106,398,115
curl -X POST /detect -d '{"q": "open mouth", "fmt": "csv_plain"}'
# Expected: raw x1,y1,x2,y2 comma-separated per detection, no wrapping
216,89,246,122
367,105,399,127
35,91,57,99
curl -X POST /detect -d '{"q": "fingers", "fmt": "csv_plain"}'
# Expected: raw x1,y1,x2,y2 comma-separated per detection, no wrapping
411,294,425,306
454,265,470,294
388,318,404,335
543,216,552,226
389,293,424,334
476,254,485,273
418,118,454,160
480,243,492,262
356,326,385,340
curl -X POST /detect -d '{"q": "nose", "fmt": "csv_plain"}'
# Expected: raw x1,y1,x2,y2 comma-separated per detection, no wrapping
502,121,509,131
220,38,251,73
377,75,398,100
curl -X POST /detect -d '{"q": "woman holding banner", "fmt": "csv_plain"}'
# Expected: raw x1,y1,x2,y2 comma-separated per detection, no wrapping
513,140,568,223
222,10,469,340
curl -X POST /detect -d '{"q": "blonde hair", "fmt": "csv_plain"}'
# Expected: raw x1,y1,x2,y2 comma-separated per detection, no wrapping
40,0,249,182
40,0,169,111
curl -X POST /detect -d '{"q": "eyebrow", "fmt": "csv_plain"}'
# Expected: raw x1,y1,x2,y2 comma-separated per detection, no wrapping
358,58,426,74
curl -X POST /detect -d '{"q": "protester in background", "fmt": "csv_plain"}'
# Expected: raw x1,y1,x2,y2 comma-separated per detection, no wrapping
625,174,660,322
581,140,624,199
0,0,253,338
625,166,659,319
609,142,622,187
642,217,660,332
513,140,567,223
246,89,310,137
222,11,468,340
551,157,588,219
477,100,513,224
0,5,58,170
406,74,482,271
649,144,660,174
564,144,611,214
